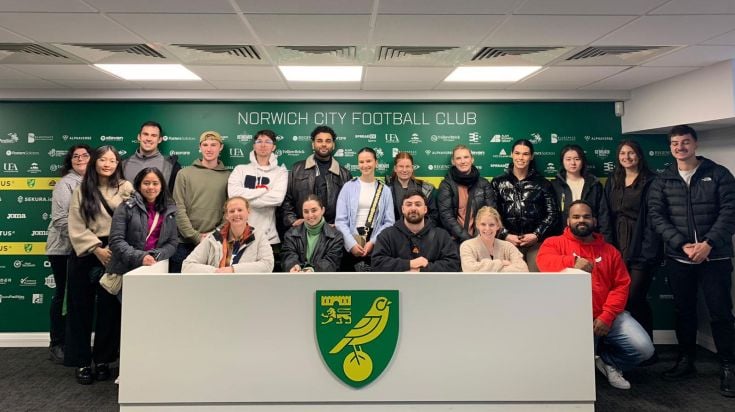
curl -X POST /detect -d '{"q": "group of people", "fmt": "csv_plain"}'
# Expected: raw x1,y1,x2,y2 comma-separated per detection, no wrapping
43,122,735,398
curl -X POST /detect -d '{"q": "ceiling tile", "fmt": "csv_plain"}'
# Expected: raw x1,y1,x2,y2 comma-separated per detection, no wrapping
50,79,144,89
594,15,735,46
517,0,668,15
364,67,452,82
209,80,288,89
487,15,635,46
643,45,735,67
248,15,370,45
0,65,38,79
582,66,697,90
379,0,518,15
188,65,282,81
288,82,361,90
110,13,253,44
363,81,442,91
0,1,94,12
5,64,116,80
703,30,735,45
137,80,215,89
237,0,372,14
650,0,735,14
84,0,237,13
435,81,510,90
372,15,505,47
0,13,142,43
511,66,628,89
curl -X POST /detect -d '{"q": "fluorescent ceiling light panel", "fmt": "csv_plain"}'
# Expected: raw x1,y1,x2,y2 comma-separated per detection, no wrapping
445,66,541,82
95,64,201,81
279,66,362,82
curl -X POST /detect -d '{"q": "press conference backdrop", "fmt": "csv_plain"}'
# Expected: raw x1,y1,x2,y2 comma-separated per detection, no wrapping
0,101,673,333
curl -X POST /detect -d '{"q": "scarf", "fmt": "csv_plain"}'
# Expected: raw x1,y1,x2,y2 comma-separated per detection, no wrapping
305,217,325,264
218,222,252,269
449,165,480,187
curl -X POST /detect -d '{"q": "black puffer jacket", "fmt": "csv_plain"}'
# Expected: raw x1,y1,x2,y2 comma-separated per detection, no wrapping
384,175,440,228
491,166,558,240
371,220,460,272
280,221,344,272
437,170,496,242
648,157,735,260
280,155,352,227
551,171,607,234
109,192,178,274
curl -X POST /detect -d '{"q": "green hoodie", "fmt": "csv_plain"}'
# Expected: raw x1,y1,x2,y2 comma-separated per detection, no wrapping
173,159,230,244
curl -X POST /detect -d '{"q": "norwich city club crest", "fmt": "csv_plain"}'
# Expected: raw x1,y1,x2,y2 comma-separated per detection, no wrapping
316,290,399,388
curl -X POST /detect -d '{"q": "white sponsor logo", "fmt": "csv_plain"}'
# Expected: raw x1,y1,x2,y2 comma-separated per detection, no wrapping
32,294,43,304
1,132,19,144
276,149,306,157
162,135,196,142
62,135,92,141
7,213,26,219
545,162,557,174
100,135,124,142
229,148,245,158
375,148,385,158
237,134,253,143
594,149,611,158
27,163,41,174
20,277,37,287
584,135,614,141
648,150,669,157
47,149,67,158
50,164,60,172
42,212,49,221
32,230,48,236
0,230,15,237
6,150,40,156
169,150,191,156
45,275,56,288
3,163,18,173
0,294,25,303
14,260,35,268
427,164,451,171
354,134,377,142
0,278,11,285
490,134,513,143
603,162,615,172
27,133,53,143
468,132,481,144
530,133,542,144
385,134,399,143
292,135,311,142
334,148,357,158
430,134,461,143
392,148,400,158
470,150,485,156
550,133,575,144
490,163,509,168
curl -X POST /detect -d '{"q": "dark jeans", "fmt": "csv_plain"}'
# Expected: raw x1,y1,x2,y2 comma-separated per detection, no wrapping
626,262,654,339
169,242,196,273
47,254,69,347
666,257,735,362
64,251,121,367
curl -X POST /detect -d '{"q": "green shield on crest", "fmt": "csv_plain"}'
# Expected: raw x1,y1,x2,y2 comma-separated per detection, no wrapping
315,290,399,388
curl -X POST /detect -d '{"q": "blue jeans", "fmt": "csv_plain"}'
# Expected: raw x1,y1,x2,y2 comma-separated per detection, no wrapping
596,311,654,372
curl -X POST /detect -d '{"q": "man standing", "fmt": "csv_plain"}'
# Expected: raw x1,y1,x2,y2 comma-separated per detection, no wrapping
649,124,735,396
372,190,460,272
170,131,230,273
228,129,288,262
537,200,654,390
123,121,181,191
280,125,352,228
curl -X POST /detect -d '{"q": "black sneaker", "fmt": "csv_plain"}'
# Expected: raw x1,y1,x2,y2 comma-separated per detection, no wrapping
662,356,696,381
95,363,110,381
721,364,735,397
48,345,64,364
76,366,93,385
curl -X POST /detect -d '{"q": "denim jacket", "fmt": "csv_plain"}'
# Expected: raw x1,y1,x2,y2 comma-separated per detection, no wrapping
335,178,395,251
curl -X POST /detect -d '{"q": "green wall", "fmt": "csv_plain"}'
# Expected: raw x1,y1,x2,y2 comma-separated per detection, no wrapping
0,101,674,332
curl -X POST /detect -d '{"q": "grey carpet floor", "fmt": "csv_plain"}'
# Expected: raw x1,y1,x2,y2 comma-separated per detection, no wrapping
0,345,732,411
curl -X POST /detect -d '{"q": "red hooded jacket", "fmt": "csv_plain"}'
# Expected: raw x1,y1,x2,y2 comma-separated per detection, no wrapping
537,227,630,327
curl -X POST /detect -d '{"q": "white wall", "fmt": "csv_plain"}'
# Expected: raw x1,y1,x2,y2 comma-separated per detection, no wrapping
622,61,735,133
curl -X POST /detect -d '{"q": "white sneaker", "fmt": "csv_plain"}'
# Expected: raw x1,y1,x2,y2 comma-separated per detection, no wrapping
114,376,120,385
595,356,631,390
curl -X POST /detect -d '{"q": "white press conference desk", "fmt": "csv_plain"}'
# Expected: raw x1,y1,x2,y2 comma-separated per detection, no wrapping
119,268,594,411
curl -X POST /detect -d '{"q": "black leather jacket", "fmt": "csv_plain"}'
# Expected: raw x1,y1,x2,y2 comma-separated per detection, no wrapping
280,221,344,272
491,167,558,241
280,155,352,227
437,172,496,242
384,175,440,228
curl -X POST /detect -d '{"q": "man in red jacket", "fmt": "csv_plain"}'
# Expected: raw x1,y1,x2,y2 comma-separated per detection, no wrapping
538,200,654,390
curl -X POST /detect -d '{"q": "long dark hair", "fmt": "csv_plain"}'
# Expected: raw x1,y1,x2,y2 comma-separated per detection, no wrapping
559,144,587,177
133,167,171,213
612,139,651,189
511,139,538,172
389,151,425,185
80,145,125,224
60,144,92,176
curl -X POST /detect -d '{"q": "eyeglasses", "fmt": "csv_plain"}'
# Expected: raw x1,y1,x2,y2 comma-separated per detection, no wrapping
254,140,274,145
72,154,90,160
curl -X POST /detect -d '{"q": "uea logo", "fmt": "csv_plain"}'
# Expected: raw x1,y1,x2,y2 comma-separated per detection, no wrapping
316,290,399,388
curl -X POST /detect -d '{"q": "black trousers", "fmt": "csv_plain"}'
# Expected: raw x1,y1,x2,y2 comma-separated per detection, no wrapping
666,257,735,362
169,242,195,273
47,254,68,347
625,262,654,339
63,251,121,367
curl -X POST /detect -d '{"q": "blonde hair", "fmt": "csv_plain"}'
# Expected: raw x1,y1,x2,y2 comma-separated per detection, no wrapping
452,144,472,158
223,196,250,214
475,206,503,230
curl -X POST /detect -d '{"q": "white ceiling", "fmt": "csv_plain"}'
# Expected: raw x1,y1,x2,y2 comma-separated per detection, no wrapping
0,0,734,95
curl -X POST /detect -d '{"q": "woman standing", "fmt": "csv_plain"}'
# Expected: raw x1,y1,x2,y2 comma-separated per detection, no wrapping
460,206,528,272
438,145,496,243
385,152,439,227
491,139,558,271
335,147,394,271
182,196,274,273
109,168,178,294
281,194,344,272
551,144,606,233
601,139,660,342
66,145,133,384
45,144,92,363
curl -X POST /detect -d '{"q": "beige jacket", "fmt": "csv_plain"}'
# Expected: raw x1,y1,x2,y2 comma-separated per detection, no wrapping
68,180,134,256
459,236,529,272
182,227,274,273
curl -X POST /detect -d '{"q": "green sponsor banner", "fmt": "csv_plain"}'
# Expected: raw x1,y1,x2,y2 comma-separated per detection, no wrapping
0,101,674,332
316,290,399,388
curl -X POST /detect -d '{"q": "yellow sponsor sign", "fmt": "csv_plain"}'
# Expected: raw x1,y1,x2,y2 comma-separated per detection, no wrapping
0,178,57,190
0,242,47,255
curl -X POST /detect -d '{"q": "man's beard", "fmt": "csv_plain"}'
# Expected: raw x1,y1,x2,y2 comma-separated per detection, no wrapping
570,223,593,237
405,212,424,224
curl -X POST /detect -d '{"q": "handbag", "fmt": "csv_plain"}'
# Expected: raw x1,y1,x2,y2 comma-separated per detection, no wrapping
100,211,160,295
354,182,384,247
